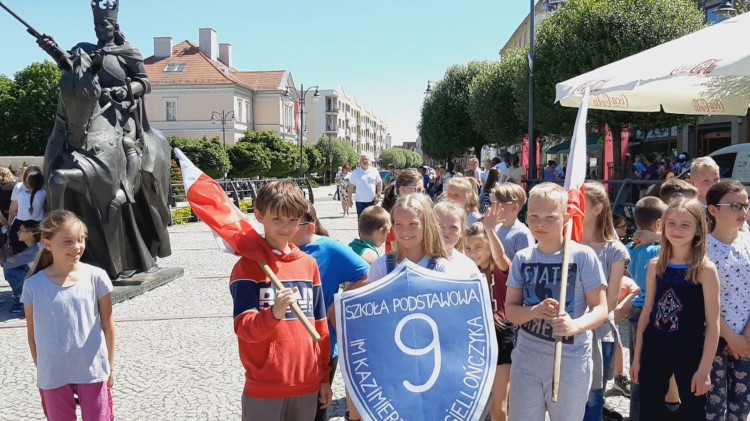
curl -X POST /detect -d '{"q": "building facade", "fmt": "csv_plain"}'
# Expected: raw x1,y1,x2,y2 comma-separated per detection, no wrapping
143,29,302,147
305,86,390,160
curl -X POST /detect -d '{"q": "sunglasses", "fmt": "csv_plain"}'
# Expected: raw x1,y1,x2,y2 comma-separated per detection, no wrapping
714,202,750,212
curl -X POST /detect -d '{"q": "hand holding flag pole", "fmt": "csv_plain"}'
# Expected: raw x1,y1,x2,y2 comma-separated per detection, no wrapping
552,87,590,402
174,148,320,342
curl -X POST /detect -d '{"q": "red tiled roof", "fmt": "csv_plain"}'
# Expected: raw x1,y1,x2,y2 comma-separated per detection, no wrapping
143,41,286,91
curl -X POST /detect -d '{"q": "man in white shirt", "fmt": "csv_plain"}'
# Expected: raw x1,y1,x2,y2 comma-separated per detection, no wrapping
347,153,383,217
468,158,482,183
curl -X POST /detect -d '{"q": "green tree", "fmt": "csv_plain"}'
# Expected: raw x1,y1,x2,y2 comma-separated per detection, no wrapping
304,145,323,174
404,150,423,168
527,0,703,168
1,61,61,155
419,62,490,161
169,136,231,179
238,131,299,177
469,48,527,147
227,142,271,178
378,148,407,169
314,137,357,176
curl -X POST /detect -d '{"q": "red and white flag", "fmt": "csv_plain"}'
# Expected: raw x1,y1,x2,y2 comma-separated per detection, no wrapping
563,87,591,243
174,148,278,266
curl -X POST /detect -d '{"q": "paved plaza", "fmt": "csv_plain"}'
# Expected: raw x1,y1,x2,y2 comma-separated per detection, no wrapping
0,185,631,420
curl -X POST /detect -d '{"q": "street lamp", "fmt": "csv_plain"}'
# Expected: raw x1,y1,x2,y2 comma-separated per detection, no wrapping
211,110,234,179
714,0,737,20
528,0,536,180
284,84,320,179
424,80,440,94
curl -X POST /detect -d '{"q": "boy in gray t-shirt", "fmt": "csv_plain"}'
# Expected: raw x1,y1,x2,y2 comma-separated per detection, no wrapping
505,183,607,421
491,183,535,261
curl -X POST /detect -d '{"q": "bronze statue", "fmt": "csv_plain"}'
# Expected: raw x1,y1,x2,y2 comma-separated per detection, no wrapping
14,0,173,279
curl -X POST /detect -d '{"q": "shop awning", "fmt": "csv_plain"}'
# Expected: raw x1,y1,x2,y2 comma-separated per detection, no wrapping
545,137,602,154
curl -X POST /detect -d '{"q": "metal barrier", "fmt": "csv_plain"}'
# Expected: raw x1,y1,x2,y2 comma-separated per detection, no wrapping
169,177,315,224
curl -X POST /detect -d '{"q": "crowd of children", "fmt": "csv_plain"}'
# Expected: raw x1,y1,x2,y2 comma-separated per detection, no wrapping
9,153,750,421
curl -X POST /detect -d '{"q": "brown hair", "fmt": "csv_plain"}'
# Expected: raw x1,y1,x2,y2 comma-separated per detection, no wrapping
300,203,329,237
28,210,88,277
390,193,448,260
655,198,708,284
633,196,667,230
706,181,746,231
382,169,423,212
19,221,41,243
254,180,308,218
358,206,391,237
659,179,698,203
0,167,15,184
444,177,479,214
583,182,617,242
482,168,500,194
492,182,527,205
25,171,44,215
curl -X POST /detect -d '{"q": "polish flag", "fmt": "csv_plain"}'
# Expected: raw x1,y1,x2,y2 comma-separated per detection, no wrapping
173,148,278,266
563,87,591,243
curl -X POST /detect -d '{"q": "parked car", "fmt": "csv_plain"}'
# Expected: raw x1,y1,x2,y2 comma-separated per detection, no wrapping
706,144,750,183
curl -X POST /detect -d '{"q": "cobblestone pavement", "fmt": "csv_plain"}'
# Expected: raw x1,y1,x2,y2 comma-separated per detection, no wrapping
0,185,632,420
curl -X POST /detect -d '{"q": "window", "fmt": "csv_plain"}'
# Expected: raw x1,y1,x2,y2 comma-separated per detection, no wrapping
164,64,186,72
236,99,244,122
245,102,251,126
165,100,177,121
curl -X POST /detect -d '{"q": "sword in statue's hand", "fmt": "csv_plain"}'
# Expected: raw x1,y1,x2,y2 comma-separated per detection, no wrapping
0,1,73,71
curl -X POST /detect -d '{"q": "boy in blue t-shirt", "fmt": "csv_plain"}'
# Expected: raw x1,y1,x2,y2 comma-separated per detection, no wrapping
626,196,667,420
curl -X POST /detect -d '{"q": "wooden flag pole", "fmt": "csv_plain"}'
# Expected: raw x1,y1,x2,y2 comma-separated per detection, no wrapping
552,218,574,402
259,263,321,342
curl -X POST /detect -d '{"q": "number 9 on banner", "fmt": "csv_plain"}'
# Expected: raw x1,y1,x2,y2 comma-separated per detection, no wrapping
394,313,442,393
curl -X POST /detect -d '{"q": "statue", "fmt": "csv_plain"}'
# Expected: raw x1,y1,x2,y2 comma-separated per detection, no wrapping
9,0,174,280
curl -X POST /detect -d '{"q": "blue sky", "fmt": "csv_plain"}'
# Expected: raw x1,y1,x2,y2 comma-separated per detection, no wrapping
0,0,531,146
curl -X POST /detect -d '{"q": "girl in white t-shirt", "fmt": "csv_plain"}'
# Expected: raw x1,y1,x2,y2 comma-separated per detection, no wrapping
433,201,482,278
366,194,450,283
21,210,115,419
8,168,46,254
705,181,750,420
443,177,482,227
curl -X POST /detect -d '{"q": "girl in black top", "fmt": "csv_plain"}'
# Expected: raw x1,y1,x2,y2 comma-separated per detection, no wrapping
631,198,720,421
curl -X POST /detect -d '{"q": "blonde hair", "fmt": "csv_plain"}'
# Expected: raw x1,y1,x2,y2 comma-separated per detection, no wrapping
492,183,527,205
655,198,709,284
528,182,567,213
445,177,479,214
0,167,16,184
690,157,719,176
254,180,308,218
29,210,88,278
584,182,617,242
391,193,448,260
434,200,467,251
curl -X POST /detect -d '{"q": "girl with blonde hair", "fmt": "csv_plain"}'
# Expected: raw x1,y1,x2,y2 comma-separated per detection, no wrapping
433,201,481,278
366,194,449,282
443,177,481,226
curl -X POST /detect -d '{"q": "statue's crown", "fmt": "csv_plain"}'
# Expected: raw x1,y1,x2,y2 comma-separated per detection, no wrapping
91,0,118,22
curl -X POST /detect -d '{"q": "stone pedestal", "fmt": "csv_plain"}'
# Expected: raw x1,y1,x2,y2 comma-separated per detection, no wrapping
112,266,184,304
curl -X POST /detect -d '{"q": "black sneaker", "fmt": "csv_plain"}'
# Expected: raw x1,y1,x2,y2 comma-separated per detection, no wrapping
603,407,623,421
613,375,632,397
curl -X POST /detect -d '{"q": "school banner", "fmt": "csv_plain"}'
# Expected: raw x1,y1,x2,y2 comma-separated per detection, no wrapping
335,261,497,421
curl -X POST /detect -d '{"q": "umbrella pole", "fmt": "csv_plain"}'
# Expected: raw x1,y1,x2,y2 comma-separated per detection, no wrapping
259,262,321,342
552,218,573,402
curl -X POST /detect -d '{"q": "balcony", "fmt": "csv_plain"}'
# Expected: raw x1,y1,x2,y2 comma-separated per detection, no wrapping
325,106,339,113
325,124,337,133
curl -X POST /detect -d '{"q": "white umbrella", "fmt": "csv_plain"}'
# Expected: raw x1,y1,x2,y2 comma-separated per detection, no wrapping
555,12,750,116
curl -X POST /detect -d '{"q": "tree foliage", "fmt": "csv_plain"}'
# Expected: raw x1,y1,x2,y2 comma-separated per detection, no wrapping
529,0,704,165
169,136,231,179
469,47,527,147
304,145,323,174
314,137,358,174
227,142,271,178
238,131,299,178
419,62,490,161
404,150,423,168
0,61,61,155
378,148,407,169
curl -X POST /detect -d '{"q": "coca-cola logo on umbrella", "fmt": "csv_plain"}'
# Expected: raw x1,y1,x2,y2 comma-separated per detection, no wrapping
572,80,608,96
692,99,725,113
670,59,723,76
